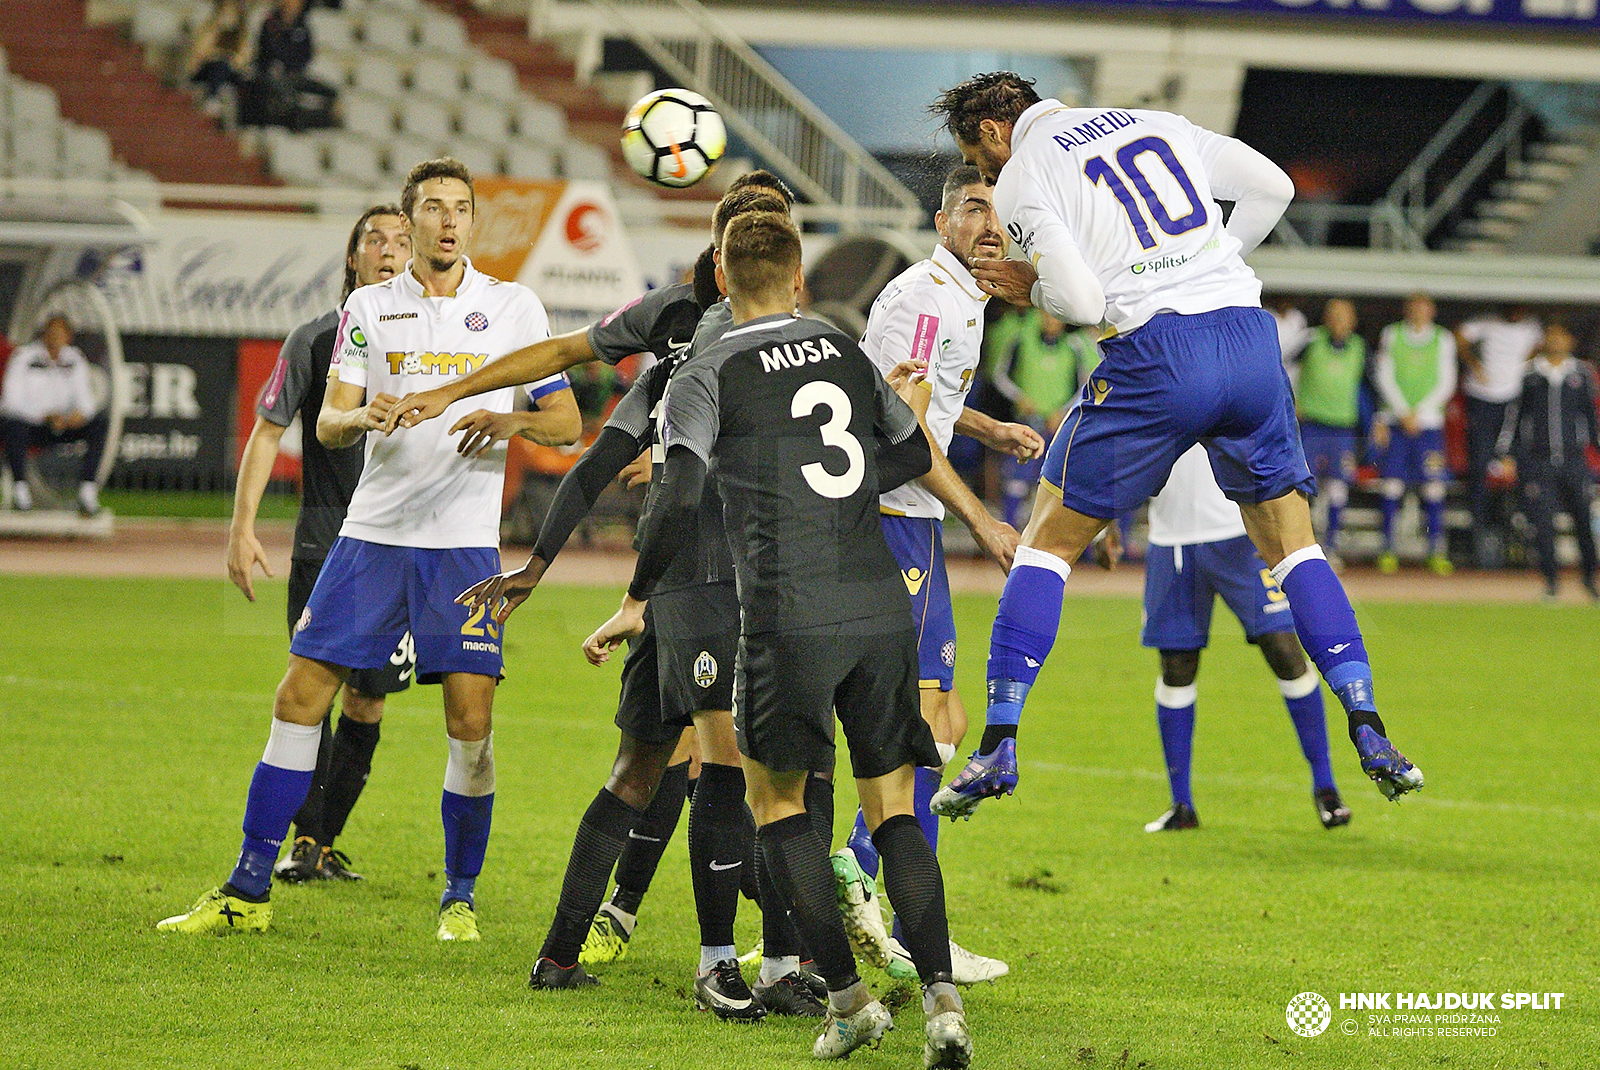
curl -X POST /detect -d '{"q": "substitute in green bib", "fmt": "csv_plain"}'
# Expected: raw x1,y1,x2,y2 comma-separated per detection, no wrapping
1374,293,1457,576
1294,299,1366,557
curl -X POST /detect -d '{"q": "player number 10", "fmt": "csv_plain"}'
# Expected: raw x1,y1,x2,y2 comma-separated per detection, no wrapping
1084,136,1208,251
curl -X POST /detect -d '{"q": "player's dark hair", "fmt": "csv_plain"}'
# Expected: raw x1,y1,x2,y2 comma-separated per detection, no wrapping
712,186,790,246
343,203,404,301
401,157,474,220
692,243,720,309
725,168,795,206
940,165,986,214
930,72,1041,145
720,211,801,302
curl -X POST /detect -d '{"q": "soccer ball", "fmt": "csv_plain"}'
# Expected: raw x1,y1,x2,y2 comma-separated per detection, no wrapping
620,88,727,189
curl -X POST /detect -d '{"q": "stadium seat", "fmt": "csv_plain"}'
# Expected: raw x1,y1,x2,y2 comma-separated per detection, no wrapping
352,58,406,100
371,0,424,9
361,8,418,54
265,130,326,185
514,99,567,146
398,96,455,143
307,50,354,90
448,139,502,178
385,132,443,177
459,101,512,144
504,140,557,180
131,4,185,49
343,93,398,140
307,8,357,54
61,126,113,179
466,60,520,106
560,141,612,182
7,125,62,178
418,12,468,54
7,81,59,127
411,54,464,100
326,132,384,187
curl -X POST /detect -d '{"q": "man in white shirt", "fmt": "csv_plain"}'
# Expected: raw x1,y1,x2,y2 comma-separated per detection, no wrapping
1457,306,1541,565
1141,445,1349,833
158,157,578,942
832,166,1042,987
0,315,108,514
1373,293,1458,575
923,72,1423,821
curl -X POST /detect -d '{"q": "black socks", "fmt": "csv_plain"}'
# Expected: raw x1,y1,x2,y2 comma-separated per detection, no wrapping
872,813,952,983
540,788,641,966
610,760,689,915
688,762,752,949
758,813,858,991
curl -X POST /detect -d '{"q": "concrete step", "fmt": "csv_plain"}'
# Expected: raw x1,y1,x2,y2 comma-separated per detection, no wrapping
1490,178,1558,203
1477,198,1539,221
1456,217,1521,240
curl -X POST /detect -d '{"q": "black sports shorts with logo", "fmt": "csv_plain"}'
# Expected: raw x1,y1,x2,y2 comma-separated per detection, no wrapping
734,613,940,780
652,582,739,728
287,557,414,696
613,605,681,745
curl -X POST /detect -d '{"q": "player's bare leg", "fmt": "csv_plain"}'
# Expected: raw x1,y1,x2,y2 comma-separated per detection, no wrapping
1240,492,1424,801
435,673,497,942
933,490,1106,819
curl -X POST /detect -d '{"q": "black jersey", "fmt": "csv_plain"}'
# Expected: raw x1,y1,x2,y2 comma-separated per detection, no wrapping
257,309,364,562
661,313,924,634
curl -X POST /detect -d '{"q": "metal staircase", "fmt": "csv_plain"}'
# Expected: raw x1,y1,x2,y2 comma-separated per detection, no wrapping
578,0,923,229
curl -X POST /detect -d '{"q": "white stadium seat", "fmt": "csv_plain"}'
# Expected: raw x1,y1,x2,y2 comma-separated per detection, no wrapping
326,132,384,187
266,131,326,186
307,50,352,90
418,12,467,54
7,81,59,127
60,125,113,179
514,99,567,146
466,59,520,106
385,133,444,177
458,100,512,144
361,8,417,54
306,9,357,54
411,54,464,100
342,93,398,139
448,139,501,178
371,0,423,9
131,4,184,48
504,140,557,180
351,59,406,100
560,141,612,182
7,126,61,177
398,96,455,142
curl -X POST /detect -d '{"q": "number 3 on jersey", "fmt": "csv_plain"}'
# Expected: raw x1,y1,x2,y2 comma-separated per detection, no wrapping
791,380,864,499
1084,136,1207,250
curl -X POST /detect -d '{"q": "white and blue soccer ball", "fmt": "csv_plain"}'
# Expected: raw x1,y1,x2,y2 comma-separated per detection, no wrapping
620,88,727,189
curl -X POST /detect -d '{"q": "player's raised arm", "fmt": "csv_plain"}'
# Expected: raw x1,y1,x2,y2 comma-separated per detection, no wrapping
1190,125,1295,255
316,310,399,448
384,327,596,431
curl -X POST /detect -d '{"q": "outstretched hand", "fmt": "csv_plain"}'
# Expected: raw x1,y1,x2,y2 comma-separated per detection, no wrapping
987,421,1045,460
970,257,1039,307
382,388,452,433
455,556,548,626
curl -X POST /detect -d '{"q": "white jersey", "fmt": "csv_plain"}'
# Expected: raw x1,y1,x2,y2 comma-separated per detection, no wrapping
1458,316,1541,403
331,257,561,549
1146,444,1248,547
861,243,988,520
996,100,1270,334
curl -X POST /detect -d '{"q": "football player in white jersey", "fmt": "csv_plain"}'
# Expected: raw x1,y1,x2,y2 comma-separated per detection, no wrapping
924,73,1424,819
831,166,1041,986
158,158,580,941
1140,445,1350,833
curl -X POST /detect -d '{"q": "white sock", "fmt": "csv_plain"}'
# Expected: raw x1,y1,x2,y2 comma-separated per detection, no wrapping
760,954,800,985
443,733,495,796
698,944,737,974
12,482,30,509
261,718,322,771
79,481,98,509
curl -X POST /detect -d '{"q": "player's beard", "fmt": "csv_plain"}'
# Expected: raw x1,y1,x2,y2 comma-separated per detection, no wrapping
427,252,457,274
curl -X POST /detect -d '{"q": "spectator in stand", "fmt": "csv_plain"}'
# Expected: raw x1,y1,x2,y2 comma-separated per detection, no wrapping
185,0,254,124
1294,298,1366,564
988,307,1097,528
1373,293,1458,576
1457,305,1542,567
248,0,336,130
0,315,108,516
1494,321,1598,601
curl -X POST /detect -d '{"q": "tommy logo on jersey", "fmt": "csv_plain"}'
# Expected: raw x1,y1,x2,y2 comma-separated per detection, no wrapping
387,352,490,375
465,312,489,332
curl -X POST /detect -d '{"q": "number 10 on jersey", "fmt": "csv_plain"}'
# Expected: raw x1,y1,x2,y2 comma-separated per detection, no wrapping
1084,136,1207,251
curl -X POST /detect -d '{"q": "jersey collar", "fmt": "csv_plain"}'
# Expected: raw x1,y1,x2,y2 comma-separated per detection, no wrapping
399,255,479,300
928,244,986,303
722,312,800,340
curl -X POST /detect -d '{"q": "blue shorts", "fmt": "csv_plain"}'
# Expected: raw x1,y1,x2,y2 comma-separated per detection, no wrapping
1041,307,1315,517
1299,421,1357,483
1141,534,1297,650
290,537,505,682
880,514,955,690
1380,427,1447,484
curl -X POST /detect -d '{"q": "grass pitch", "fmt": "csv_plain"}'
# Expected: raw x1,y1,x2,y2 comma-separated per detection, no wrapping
0,574,1595,1069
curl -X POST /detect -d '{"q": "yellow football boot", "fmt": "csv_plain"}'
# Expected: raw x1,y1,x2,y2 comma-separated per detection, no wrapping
437,900,480,942
156,887,271,935
578,905,631,965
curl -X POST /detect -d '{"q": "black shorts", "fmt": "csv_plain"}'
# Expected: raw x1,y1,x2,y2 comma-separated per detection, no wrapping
653,582,739,727
613,606,681,745
287,556,414,696
735,616,940,780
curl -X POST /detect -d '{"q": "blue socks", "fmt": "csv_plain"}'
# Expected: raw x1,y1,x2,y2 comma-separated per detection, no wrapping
1153,682,1197,808
1272,546,1386,742
1380,491,1400,550
229,719,322,899
846,808,879,879
983,546,1070,751
440,734,496,908
1280,670,1336,793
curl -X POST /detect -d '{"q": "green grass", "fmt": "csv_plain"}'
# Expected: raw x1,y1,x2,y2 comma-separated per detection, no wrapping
0,576,1595,1069
99,490,300,519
